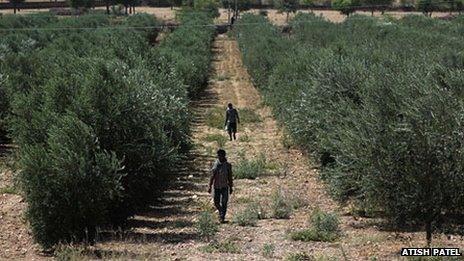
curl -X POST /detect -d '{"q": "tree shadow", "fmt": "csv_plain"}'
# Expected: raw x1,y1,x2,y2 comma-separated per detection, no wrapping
98,230,199,244
349,215,464,236
127,219,194,230
93,60,219,249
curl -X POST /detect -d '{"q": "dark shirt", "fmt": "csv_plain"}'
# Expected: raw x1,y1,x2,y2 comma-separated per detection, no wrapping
211,159,233,189
226,108,239,123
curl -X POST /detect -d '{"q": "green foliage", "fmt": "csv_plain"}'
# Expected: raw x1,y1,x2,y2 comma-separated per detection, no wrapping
290,209,341,242
311,209,340,236
196,211,219,239
201,240,241,253
0,12,214,248
233,203,260,226
204,134,228,148
123,13,160,41
240,108,261,123
206,107,225,129
263,243,275,257
416,0,439,15
234,154,267,179
274,0,299,21
20,115,123,248
270,188,292,219
332,0,359,16
286,252,312,261
55,245,85,261
157,11,215,95
193,0,221,18
0,186,19,195
236,13,464,244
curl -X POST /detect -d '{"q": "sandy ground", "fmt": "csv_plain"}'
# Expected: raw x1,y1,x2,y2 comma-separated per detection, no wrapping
0,166,48,260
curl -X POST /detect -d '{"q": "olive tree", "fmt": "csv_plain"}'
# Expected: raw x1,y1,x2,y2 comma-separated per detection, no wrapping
332,0,359,16
274,0,299,21
8,0,25,14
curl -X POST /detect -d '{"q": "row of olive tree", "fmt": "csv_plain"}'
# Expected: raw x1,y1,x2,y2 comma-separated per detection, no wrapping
272,0,463,19
235,13,464,246
0,12,215,249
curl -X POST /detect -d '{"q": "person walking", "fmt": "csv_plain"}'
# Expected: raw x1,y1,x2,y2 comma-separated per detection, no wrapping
224,103,240,141
208,149,233,223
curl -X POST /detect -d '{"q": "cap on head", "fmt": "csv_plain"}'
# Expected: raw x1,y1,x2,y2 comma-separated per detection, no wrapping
228,103,233,108
217,149,226,157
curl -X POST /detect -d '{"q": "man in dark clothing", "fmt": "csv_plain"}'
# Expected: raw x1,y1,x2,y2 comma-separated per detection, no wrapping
208,149,233,223
224,103,240,141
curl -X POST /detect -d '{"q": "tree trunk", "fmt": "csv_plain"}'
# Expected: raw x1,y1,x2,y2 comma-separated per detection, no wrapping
106,1,110,14
426,220,432,247
286,12,289,22
13,5,17,14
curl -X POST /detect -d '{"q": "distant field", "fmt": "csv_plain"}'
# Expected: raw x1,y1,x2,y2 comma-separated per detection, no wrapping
1,5,454,23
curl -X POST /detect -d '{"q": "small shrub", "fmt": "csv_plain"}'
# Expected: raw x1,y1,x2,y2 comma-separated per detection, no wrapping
233,203,259,226
204,134,228,148
196,211,218,240
234,154,267,179
240,108,261,123
270,188,292,219
55,245,85,261
311,209,340,236
290,209,341,242
238,134,251,142
205,107,225,129
201,240,240,253
263,243,275,257
0,186,18,195
286,252,312,261
290,193,308,210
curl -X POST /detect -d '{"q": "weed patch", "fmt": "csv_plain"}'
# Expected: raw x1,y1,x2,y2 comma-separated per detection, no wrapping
196,211,218,240
270,188,292,219
286,252,312,261
203,134,228,148
0,186,18,195
205,107,225,129
201,240,240,254
290,209,341,242
234,154,267,179
263,243,275,257
240,108,261,123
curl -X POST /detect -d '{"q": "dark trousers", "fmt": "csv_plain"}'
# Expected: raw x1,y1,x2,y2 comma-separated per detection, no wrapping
214,187,229,219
